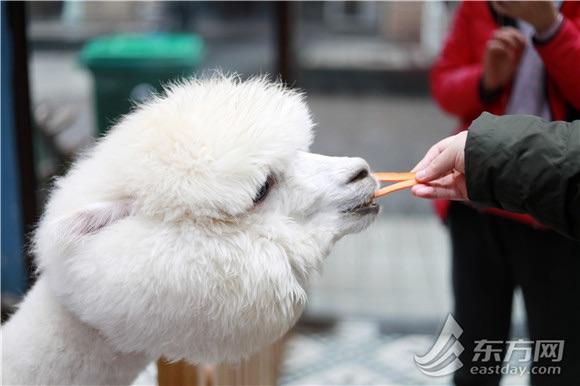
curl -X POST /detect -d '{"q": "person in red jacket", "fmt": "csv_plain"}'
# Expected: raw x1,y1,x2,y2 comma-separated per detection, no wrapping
430,1,580,385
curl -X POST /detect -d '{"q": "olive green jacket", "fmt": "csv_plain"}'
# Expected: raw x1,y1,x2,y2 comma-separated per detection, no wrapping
466,113,580,240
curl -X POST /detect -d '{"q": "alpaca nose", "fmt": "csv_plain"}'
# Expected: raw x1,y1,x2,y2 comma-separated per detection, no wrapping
346,161,371,184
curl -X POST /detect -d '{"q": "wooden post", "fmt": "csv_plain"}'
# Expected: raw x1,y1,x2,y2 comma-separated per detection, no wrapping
5,1,38,289
275,2,296,85
157,338,286,386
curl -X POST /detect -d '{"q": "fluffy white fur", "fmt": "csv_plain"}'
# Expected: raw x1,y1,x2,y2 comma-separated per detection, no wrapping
2,76,379,385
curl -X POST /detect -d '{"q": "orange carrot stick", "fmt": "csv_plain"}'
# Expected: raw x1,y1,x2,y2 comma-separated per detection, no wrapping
373,172,416,182
373,178,417,198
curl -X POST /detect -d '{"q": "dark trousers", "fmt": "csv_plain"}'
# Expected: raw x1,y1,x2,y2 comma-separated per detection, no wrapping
448,203,580,386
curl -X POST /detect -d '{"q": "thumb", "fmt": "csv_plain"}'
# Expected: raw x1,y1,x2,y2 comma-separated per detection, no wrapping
416,146,457,182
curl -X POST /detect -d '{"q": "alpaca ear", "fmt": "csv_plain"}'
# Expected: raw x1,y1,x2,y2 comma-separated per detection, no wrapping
54,201,133,240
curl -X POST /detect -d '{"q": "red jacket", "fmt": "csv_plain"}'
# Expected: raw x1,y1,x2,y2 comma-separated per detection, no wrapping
430,0,580,226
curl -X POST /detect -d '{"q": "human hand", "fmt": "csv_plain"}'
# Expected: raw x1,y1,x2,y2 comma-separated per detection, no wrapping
411,131,468,200
492,1,559,34
482,27,526,91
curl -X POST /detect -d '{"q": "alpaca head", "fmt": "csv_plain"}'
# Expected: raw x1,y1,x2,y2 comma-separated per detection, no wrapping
34,76,379,364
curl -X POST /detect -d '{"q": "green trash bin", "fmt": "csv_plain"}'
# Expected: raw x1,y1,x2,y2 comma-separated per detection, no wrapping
80,33,204,135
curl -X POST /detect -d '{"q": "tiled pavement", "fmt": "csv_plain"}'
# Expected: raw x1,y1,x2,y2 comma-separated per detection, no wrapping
304,215,527,330
304,215,453,325
280,320,530,386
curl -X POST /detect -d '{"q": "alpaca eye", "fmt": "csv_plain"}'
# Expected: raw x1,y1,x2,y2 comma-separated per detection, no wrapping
253,175,274,204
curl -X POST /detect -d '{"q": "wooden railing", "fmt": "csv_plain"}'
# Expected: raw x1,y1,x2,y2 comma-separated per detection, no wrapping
158,338,286,386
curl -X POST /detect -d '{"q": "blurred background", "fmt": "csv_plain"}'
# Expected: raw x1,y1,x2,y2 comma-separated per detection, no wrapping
2,1,527,385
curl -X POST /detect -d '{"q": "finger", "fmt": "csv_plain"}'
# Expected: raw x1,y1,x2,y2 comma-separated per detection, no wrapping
415,146,457,182
411,179,467,201
425,173,457,188
498,28,527,52
506,28,527,47
419,173,467,200
494,26,522,39
411,185,463,200
411,136,455,173
412,146,441,173
493,31,525,52
488,40,517,63
487,40,511,58
492,31,519,51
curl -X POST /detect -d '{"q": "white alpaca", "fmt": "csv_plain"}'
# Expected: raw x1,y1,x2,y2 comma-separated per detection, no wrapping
2,76,379,385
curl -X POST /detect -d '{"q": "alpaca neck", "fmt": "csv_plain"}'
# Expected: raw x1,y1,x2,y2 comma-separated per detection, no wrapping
2,276,150,385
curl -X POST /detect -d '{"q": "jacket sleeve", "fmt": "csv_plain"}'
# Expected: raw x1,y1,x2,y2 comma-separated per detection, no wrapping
465,113,580,240
430,3,490,118
535,17,580,110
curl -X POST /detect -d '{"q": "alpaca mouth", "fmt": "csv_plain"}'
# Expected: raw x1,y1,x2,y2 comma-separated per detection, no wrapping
342,196,379,215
